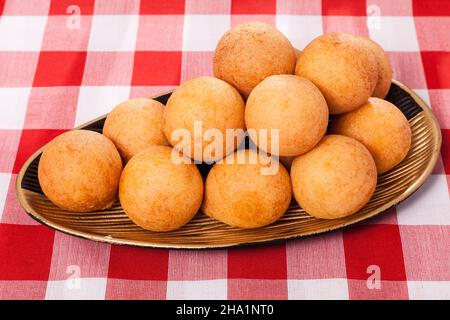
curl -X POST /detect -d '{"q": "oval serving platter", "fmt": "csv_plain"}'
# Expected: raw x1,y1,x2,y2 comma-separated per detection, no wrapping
16,80,442,249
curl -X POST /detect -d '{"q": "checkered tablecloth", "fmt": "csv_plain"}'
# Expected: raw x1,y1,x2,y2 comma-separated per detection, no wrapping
0,0,449,300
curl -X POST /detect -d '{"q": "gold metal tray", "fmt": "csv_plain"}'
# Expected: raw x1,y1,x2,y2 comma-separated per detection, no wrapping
15,80,442,249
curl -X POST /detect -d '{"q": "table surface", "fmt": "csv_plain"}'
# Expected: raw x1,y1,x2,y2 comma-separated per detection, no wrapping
0,0,449,300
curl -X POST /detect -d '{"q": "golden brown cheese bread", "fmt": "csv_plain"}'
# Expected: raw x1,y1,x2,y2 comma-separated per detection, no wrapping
213,21,296,98
163,76,245,163
295,32,378,114
103,98,169,162
356,36,393,99
330,97,411,174
202,149,292,228
119,146,204,232
38,130,122,212
245,74,328,156
291,135,377,219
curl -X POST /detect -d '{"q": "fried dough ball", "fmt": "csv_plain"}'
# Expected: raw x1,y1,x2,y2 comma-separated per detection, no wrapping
163,76,245,163
357,36,393,98
245,75,328,156
330,97,411,174
213,22,296,98
103,98,169,162
202,149,292,229
119,146,204,232
38,130,122,212
291,135,377,219
295,32,378,114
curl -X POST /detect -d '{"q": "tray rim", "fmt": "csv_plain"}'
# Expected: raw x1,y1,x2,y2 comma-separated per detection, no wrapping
15,80,443,249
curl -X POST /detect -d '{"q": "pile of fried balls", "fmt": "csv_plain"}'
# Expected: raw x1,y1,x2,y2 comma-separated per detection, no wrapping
38,22,412,232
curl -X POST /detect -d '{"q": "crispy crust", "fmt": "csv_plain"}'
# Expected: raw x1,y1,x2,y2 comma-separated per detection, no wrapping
245,75,329,156
330,97,412,174
213,21,296,98
202,149,292,229
295,32,378,114
119,146,204,232
291,135,377,219
103,98,169,162
163,76,246,163
38,130,123,212
356,37,393,99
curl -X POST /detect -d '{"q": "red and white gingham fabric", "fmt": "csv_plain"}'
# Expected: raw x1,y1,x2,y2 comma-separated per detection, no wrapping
0,0,449,300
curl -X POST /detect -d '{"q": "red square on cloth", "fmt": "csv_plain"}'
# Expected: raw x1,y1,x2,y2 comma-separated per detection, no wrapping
322,0,367,16
108,246,169,280
93,0,140,14
140,0,185,14
440,129,450,175
132,51,181,86
388,52,427,89
228,279,288,299
12,129,67,174
49,0,94,15
105,279,167,299
168,250,227,280
231,0,276,14
136,15,184,51
412,0,450,16
1,0,50,15
82,52,134,86
181,51,214,82
421,51,450,89
400,225,450,281
276,0,321,15
33,51,87,87
0,280,47,299
0,52,39,87
228,242,287,279
48,232,111,280
286,232,347,279
2,173,40,225
0,130,21,173
24,86,79,129
415,17,450,51
343,224,407,281
0,224,54,280
185,0,231,14
41,15,92,51
429,90,450,129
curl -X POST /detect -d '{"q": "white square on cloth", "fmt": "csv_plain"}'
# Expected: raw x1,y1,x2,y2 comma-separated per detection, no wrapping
276,15,323,50
0,87,31,129
45,278,107,300
88,15,139,51
368,16,420,52
75,86,130,126
288,279,349,300
166,279,227,300
397,175,450,225
0,16,47,51
183,15,230,51
0,173,11,222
